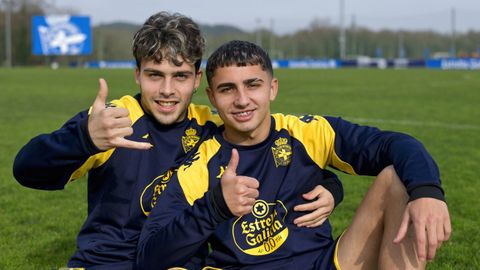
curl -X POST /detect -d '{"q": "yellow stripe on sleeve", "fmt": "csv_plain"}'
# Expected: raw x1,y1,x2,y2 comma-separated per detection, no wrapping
177,139,221,206
272,114,356,175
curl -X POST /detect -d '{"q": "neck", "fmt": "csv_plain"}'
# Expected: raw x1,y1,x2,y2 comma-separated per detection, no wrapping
222,116,271,146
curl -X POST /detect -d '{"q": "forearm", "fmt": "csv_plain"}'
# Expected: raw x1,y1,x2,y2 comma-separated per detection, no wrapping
385,134,444,201
326,116,443,201
13,113,100,189
137,184,231,269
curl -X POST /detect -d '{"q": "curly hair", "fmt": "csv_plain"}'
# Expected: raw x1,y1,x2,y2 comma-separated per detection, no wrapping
132,12,205,71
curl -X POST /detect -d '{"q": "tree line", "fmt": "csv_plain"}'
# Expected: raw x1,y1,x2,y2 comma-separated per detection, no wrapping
1,0,479,66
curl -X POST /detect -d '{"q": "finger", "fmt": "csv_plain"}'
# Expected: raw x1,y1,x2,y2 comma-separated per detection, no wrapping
414,221,427,261
241,197,257,207
243,177,260,189
436,218,445,243
296,213,329,227
92,78,109,112
238,205,253,216
225,148,239,175
293,209,326,225
245,187,259,199
109,126,134,139
105,107,130,118
302,185,323,200
113,137,153,150
393,209,410,244
427,222,438,261
306,216,328,228
294,200,323,212
108,117,132,129
444,214,452,241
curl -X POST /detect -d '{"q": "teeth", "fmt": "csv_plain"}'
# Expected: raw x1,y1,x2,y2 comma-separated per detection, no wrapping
158,101,176,106
235,111,251,116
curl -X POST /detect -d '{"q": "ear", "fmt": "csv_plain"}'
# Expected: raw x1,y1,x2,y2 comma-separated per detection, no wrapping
134,67,141,85
194,70,203,89
269,77,278,101
206,86,217,108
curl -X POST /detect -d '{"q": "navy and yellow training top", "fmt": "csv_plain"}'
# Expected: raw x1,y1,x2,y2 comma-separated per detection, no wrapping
137,113,444,269
13,94,221,269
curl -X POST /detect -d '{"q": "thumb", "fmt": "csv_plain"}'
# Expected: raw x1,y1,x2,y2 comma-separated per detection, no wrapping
225,148,239,175
393,208,410,244
92,78,109,112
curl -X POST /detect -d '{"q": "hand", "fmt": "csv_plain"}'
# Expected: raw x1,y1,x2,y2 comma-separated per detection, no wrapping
221,148,260,216
293,185,334,227
88,78,153,151
394,197,452,261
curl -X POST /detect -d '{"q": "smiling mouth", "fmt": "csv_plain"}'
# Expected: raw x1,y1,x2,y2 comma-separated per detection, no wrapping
154,100,178,112
232,110,254,121
155,101,177,106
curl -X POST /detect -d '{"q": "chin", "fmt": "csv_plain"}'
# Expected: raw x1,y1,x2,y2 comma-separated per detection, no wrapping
153,114,177,125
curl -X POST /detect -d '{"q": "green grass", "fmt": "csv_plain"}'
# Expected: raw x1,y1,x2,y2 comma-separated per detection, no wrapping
1,68,478,269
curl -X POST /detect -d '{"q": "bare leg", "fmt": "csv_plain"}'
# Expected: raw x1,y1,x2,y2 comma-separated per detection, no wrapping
336,166,426,270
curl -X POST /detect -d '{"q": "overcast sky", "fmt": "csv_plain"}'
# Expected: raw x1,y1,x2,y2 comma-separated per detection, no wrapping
51,0,479,34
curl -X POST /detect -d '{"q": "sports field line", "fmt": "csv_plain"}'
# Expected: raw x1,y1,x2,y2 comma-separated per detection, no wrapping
345,117,480,131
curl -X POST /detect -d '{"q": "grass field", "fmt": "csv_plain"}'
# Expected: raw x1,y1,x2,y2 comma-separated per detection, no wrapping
0,67,479,269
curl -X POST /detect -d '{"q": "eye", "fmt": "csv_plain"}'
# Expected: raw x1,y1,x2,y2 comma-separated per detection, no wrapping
218,86,233,93
174,73,189,81
247,82,260,89
147,73,161,79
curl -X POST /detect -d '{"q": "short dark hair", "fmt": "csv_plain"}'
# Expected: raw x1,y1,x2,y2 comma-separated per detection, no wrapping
132,11,205,71
206,40,273,84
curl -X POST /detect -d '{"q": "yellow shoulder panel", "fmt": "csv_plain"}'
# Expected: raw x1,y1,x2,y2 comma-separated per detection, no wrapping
272,114,356,175
188,104,223,126
177,139,221,206
68,95,145,182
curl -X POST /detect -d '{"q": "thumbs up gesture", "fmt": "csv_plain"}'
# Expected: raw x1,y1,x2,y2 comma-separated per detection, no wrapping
221,149,260,216
87,78,153,151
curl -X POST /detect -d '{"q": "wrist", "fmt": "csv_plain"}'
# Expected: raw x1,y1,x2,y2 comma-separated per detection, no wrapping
208,183,235,222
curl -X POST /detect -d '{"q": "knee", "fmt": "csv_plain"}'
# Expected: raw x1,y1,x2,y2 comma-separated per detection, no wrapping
376,166,408,202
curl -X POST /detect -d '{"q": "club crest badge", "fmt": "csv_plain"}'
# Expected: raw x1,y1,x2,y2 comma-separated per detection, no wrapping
182,128,200,153
271,137,292,167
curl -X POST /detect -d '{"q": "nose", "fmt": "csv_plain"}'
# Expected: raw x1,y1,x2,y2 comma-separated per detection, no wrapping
159,77,175,97
234,88,250,107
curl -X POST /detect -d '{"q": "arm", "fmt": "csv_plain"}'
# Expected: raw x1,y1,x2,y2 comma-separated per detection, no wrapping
136,177,231,269
325,116,443,201
325,116,451,260
137,149,258,269
13,111,99,190
13,79,151,190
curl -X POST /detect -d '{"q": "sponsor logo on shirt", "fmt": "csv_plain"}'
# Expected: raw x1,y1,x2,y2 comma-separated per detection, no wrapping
140,169,175,216
232,200,289,256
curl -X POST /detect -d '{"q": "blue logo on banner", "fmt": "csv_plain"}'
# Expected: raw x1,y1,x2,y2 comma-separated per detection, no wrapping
32,15,92,55
426,58,480,70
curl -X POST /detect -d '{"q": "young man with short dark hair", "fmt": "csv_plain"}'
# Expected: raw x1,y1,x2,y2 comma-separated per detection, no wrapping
137,40,451,269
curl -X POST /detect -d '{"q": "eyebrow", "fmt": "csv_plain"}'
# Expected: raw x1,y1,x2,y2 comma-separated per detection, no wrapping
142,68,195,75
216,82,235,90
215,77,264,90
244,78,263,84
